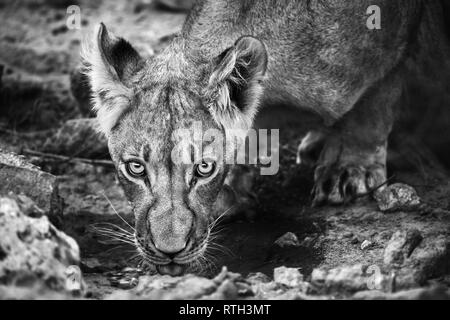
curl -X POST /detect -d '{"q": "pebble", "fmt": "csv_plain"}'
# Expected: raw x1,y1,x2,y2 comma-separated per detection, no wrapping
361,240,373,250
117,279,134,290
273,267,304,288
274,232,300,248
374,183,421,212
343,231,354,239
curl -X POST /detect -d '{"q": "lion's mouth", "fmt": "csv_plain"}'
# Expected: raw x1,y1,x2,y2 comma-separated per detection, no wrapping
135,233,211,276
156,263,187,276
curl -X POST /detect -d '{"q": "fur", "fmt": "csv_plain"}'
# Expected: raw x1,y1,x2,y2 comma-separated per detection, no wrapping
82,0,450,274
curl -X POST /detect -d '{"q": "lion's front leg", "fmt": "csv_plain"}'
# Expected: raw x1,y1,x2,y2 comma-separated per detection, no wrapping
310,74,402,206
213,165,258,221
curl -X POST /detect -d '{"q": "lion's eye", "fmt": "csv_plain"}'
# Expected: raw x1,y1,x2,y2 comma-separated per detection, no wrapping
125,162,146,178
194,160,216,178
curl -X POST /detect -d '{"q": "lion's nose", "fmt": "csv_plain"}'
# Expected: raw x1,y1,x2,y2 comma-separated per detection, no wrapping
154,240,188,259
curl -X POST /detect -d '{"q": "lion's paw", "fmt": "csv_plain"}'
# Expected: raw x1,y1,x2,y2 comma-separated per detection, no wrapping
312,163,387,206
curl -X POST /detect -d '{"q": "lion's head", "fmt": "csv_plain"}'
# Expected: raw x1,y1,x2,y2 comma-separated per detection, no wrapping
82,23,267,275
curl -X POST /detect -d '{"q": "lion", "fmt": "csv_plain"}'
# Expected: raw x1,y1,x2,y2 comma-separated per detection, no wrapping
82,0,450,275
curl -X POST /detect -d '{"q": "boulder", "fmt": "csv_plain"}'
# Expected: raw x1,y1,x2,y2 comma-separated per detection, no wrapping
41,118,108,159
383,229,423,267
0,195,81,297
0,150,63,225
393,235,450,288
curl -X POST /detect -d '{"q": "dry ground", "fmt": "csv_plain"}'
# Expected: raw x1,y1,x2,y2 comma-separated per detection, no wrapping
0,0,449,299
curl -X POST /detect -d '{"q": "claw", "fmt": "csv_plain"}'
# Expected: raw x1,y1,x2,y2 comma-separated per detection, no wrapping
312,164,387,205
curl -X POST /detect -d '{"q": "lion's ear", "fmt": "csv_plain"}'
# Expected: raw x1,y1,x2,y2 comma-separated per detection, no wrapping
82,23,144,136
205,36,268,130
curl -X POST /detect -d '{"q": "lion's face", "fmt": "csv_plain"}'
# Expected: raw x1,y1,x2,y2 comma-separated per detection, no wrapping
83,23,267,275
108,87,230,275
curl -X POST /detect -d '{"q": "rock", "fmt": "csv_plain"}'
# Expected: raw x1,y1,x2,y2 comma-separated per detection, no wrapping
375,183,421,212
274,232,300,248
106,267,241,300
353,286,450,300
0,195,81,296
343,231,354,239
246,271,311,300
273,267,304,288
395,235,450,288
383,229,423,267
70,67,94,117
41,118,108,159
246,272,271,284
0,284,72,300
301,236,315,247
311,265,386,293
117,279,136,290
107,268,144,290
0,150,63,225
361,240,373,251
382,229,450,289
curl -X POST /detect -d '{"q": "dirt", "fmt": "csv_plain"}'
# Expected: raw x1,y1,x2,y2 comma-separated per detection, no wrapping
0,0,449,299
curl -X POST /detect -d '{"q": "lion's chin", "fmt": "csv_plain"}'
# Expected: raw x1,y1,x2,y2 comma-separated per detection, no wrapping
156,263,186,276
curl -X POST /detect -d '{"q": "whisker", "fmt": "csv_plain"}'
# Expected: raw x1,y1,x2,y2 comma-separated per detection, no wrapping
93,228,134,239
90,226,134,239
127,253,143,263
207,243,234,258
98,237,135,246
95,223,135,236
101,191,135,232
92,226,136,246
93,231,135,243
101,245,135,255
136,244,171,265
90,223,135,238
209,204,235,231
198,254,216,275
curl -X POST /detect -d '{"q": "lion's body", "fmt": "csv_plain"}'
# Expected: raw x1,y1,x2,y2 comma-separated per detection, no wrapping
83,0,450,275
182,0,445,123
